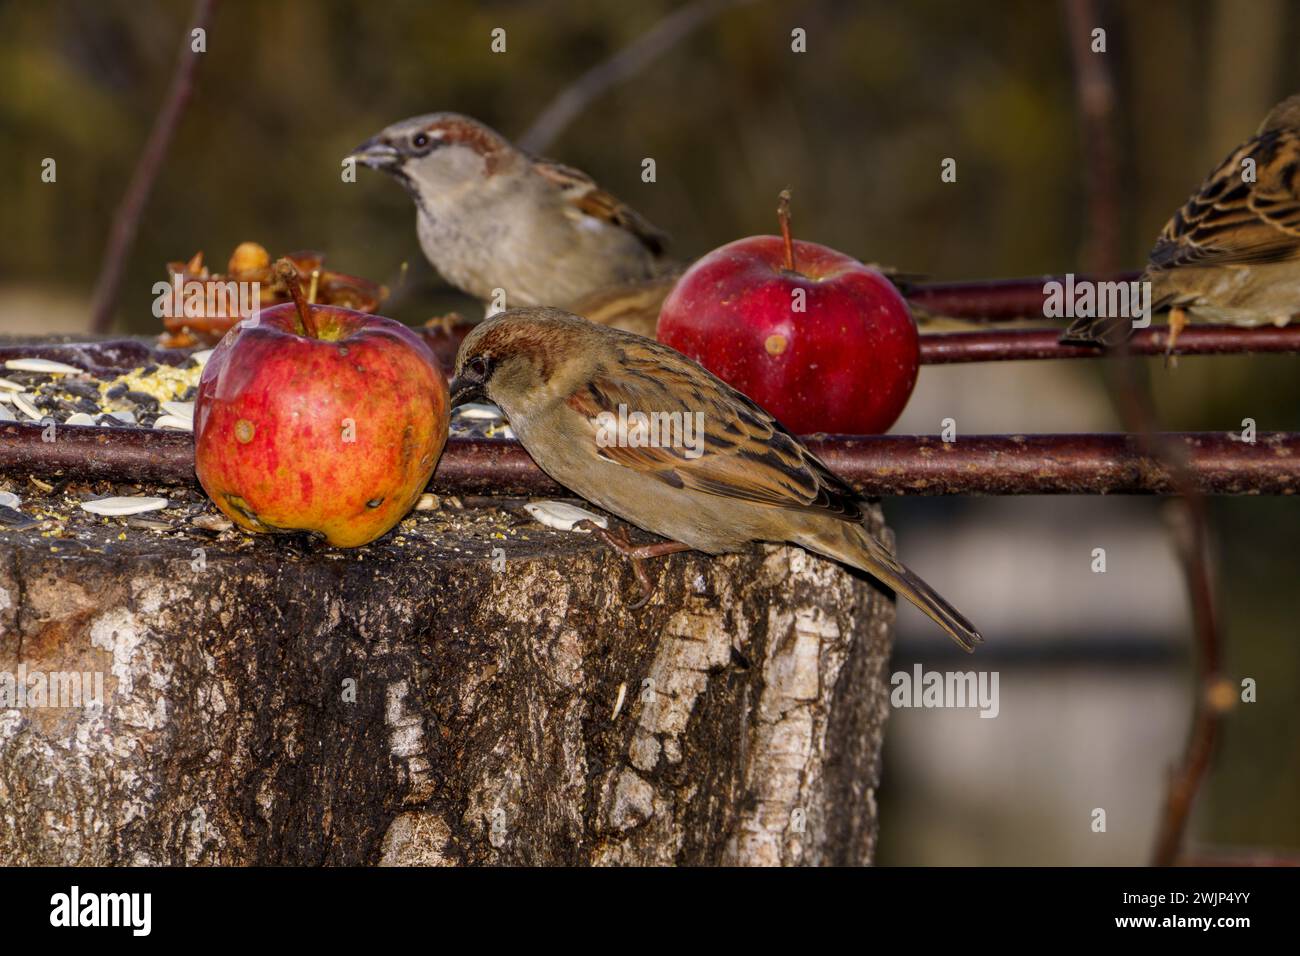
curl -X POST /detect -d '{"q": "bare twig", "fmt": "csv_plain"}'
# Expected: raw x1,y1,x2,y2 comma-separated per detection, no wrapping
1063,0,1224,868
517,0,755,154
89,0,218,334
1063,0,1122,275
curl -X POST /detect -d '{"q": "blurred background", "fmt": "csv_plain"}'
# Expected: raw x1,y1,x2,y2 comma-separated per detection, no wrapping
1,0,1296,863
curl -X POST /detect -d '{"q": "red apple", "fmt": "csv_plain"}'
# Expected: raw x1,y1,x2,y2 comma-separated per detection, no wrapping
657,191,918,434
194,260,448,547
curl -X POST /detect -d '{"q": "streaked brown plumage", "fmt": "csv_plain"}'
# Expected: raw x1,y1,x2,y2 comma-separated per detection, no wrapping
347,112,673,316
1063,93,1300,346
450,307,983,652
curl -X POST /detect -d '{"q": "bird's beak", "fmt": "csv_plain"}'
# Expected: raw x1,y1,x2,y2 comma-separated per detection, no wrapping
448,372,487,408
347,137,401,170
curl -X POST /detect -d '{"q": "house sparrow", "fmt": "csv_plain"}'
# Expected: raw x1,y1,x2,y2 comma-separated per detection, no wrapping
1063,93,1300,348
449,307,983,652
347,112,673,315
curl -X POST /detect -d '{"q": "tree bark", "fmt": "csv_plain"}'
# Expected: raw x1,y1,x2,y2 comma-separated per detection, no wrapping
0,494,892,866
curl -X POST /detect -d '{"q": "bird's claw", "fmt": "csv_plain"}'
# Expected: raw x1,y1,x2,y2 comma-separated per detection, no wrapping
574,519,666,610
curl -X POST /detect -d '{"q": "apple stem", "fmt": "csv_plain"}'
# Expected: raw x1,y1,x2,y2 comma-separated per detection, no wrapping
274,258,318,338
777,189,797,273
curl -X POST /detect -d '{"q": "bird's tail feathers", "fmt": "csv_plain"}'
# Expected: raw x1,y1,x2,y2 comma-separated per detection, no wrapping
1059,311,1134,347
805,523,983,653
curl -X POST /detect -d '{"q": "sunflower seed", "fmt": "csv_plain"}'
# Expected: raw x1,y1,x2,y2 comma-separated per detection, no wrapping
126,516,173,531
107,410,136,424
12,393,43,421
81,496,169,516
0,492,20,508
523,500,608,532
191,513,233,532
65,412,97,426
454,403,505,421
0,377,24,392
0,505,38,531
0,406,13,422
161,400,195,421
5,358,82,375
59,379,102,401
190,349,215,366
153,414,193,431
124,390,159,410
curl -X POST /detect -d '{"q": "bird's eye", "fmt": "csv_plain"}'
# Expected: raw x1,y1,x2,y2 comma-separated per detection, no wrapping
468,355,491,379
412,132,430,150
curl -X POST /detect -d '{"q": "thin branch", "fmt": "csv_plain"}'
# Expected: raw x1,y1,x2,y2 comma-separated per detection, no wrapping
2,425,1296,497
1063,0,1224,868
1063,0,1122,274
517,0,755,154
89,0,218,334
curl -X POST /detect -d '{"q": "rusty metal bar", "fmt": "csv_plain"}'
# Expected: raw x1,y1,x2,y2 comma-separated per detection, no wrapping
1,423,1294,496
920,324,1300,363
904,273,1142,320
8,320,1300,379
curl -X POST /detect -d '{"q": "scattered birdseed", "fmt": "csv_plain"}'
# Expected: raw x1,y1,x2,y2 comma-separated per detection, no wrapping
11,393,42,421
191,513,234,532
126,516,173,531
4,358,83,375
0,377,23,392
415,492,440,511
190,349,214,366
0,406,13,422
161,401,195,421
153,414,193,431
523,500,608,532
455,403,504,421
81,496,169,516
0,492,20,509
65,412,97,426
0,505,39,531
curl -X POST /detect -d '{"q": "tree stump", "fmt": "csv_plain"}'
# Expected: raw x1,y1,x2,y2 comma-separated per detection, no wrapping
0,484,893,865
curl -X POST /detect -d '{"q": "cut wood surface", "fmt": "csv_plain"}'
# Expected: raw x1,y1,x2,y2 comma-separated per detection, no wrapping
0,484,892,865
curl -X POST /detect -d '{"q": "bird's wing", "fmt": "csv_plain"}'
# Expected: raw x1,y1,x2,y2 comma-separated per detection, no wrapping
532,159,670,256
1148,127,1300,271
563,336,864,522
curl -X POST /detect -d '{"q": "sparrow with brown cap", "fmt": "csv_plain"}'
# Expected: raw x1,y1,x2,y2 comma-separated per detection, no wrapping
449,307,983,652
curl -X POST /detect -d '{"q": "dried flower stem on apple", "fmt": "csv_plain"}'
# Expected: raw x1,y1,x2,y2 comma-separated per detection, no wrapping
777,188,797,273
274,258,320,339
